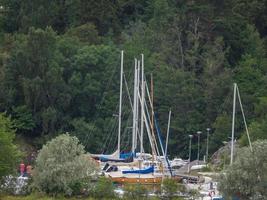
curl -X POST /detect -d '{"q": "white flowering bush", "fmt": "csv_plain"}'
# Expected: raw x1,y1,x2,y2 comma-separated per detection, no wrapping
32,134,98,195
219,140,267,199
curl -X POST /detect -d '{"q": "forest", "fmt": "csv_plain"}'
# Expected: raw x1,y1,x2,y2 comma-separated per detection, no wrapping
1,0,267,160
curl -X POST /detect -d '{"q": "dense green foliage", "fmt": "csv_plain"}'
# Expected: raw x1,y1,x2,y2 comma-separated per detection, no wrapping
0,0,267,159
219,140,267,199
161,178,186,200
0,113,21,179
92,177,115,199
33,134,98,195
123,184,148,200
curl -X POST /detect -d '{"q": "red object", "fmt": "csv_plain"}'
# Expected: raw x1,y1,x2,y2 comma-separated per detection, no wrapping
20,163,25,175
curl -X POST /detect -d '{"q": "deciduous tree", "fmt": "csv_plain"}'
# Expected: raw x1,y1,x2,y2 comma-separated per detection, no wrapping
219,140,267,199
33,134,98,195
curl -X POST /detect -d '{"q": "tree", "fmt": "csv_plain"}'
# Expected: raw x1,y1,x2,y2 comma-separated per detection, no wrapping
70,118,102,152
240,97,267,146
219,140,267,199
227,0,267,37
4,27,71,136
68,44,119,119
209,113,232,153
0,0,78,33
1,0,267,163
240,120,267,147
65,23,101,45
11,105,35,134
0,113,21,179
33,134,98,195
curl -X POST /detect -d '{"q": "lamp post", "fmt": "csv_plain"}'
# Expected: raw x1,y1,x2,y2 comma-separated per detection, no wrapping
188,134,193,174
197,131,202,164
206,128,211,162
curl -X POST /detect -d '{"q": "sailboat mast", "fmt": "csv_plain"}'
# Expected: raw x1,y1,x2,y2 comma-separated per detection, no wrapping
132,59,138,153
230,83,237,165
140,54,145,155
118,50,124,154
150,74,155,160
165,109,171,157
135,60,140,151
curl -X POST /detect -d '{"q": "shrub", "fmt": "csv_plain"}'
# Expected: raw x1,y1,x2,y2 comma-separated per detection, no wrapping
161,178,178,199
92,177,115,199
219,140,267,199
32,134,98,196
124,184,148,200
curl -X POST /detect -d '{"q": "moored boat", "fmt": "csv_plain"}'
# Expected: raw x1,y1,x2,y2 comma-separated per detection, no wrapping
109,174,163,184
90,52,175,184
108,173,183,184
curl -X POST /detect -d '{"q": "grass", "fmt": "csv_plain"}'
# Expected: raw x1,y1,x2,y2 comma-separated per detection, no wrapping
0,194,96,200
0,196,180,200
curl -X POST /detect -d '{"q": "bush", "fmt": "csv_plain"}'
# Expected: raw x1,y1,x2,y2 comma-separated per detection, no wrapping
219,140,267,199
32,134,98,196
123,184,148,200
161,178,180,199
92,177,115,199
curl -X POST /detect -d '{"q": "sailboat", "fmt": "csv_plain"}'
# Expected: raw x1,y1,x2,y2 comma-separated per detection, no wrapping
90,51,135,163
230,83,253,165
100,53,178,184
89,50,181,184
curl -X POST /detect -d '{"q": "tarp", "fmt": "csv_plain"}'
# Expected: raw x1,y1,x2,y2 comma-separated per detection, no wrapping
100,156,133,163
120,152,136,159
122,165,154,174
91,150,135,162
90,149,120,160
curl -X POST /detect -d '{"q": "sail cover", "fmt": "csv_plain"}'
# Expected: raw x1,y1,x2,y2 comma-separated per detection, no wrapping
90,149,120,160
100,155,133,163
122,165,154,174
120,152,136,159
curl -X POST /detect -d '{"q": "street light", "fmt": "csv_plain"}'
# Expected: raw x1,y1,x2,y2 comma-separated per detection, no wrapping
187,134,193,174
197,131,202,164
206,128,211,162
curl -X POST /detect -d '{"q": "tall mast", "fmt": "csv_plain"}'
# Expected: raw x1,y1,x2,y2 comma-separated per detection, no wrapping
135,60,140,151
150,74,155,160
140,54,145,155
132,59,138,153
165,109,171,157
118,50,124,155
230,83,237,165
